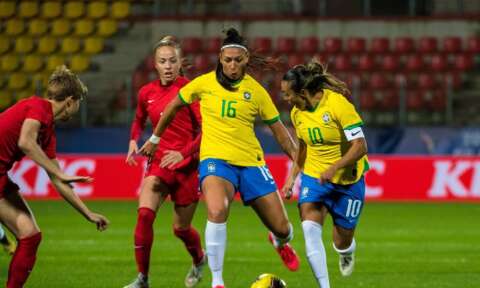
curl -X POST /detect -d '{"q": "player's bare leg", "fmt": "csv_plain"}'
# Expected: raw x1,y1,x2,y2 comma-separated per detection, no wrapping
173,202,206,287
0,188,42,288
251,191,300,271
300,203,330,287
203,176,235,288
333,225,356,277
124,176,169,288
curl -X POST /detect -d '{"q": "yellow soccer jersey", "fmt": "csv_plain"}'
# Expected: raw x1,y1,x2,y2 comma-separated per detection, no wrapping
179,71,280,166
291,89,369,185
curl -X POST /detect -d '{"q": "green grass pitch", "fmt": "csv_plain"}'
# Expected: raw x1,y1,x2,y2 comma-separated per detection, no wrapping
1,201,479,287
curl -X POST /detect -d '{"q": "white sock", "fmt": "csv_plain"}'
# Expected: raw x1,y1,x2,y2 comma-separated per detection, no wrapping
333,238,356,255
272,222,294,248
0,226,5,240
206,221,227,287
302,220,330,288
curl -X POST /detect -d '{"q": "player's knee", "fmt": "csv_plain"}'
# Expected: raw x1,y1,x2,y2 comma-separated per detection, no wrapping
333,237,352,250
207,207,228,222
138,207,156,224
272,220,291,239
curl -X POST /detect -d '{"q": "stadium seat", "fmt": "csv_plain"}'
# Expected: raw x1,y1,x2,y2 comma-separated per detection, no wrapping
333,54,351,71
51,19,72,37
97,19,117,37
8,73,29,91
253,37,272,54
143,55,155,72
418,37,438,54
442,72,462,90
16,89,35,101
46,55,66,72
84,37,104,54
41,1,62,19
15,37,34,54
205,37,222,53
417,73,436,89
380,54,399,71
74,19,95,37
276,37,296,54
87,2,108,19
61,37,81,54
405,54,424,71
378,90,399,110
287,54,305,68
429,54,447,71
5,19,25,36
1,55,20,72
299,37,319,54
370,37,390,54
359,90,377,111
0,2,15,19
394,37,415,54
453,54,474,71
0,36,10,55
428,90,446,111
132,69,149,93
28,19,48,36
23,55,44,73
347,37,366,54
31,73,50,91
357,54,375,71
64,1,85,19
38,37,58,54
467,36,480,53
182,37,203,54
70,55,90,72
111,1,131,19
0,91,13,110
193,54,211,72
18,1,39,18
406,90,424,110
323,37,342,54
369,73,390,89
442,36,462,54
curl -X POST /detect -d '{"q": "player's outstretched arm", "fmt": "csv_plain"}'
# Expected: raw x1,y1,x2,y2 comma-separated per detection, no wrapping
18,119,91,183
282,139,306,199
269,120,298,160
48,160,109,231
139,95,185,159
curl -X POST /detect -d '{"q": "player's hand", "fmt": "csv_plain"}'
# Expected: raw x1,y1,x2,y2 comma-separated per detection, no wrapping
87,212,110,231
319,165,337,183
281,177,295,199
57,173,93,184
126,140,139,166
160,150,184,169
139,141,158,162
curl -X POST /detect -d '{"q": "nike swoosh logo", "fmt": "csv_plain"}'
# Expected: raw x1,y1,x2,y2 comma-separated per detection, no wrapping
148,100,155,104
352,130,360,136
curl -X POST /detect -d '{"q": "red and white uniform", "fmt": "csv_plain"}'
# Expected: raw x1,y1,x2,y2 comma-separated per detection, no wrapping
130,77,201,205
0,96,56,198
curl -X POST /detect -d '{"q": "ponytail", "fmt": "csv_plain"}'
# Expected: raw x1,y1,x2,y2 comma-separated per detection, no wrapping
303,61,351,96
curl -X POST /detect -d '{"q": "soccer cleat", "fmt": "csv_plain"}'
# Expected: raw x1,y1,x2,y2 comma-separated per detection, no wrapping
184,253,207,287
212,286,224,288
339,253,355,276
123,274,149,288
268,232,300,271
1,234,16,256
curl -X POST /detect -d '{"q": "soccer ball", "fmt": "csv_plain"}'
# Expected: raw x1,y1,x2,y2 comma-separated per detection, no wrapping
250,273,287,288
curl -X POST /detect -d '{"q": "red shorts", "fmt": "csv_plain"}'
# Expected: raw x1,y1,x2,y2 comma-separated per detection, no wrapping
145,159,200,205
0,174,19,199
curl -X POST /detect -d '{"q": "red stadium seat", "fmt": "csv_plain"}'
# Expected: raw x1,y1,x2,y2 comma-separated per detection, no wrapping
443,36,462,54
276,37,296,54
205,37,222,53
378,90,398,110
144,55,155,73
405,54,424,71
417,73,436,89
333,54,351,71
394,37,415,54
193,54,212,72
253,37,272,54
132,69,149,94
359,90,376,111
442,73,462,89
369,73,389,89
406,90,424,110
347,37,366,54
453,54,474,71
381,54,399,71
299,37,319,54
429,54,447,71
429,90,446,111
357,54,375,71
182,37,202,54
467,36,480,54
370,37,390,54
418,37,438,54
323,37,342,54
287,54,305,68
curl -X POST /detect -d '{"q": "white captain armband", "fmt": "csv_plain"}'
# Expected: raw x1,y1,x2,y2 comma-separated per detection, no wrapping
344,126,364,141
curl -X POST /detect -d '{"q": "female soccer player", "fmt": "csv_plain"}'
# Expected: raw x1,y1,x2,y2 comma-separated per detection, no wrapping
124,36,205,288
141,28,300,288
280,61,368,287
0,65,109,288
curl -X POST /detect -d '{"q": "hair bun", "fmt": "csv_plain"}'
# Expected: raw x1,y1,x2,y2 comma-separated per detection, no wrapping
225,28,240,39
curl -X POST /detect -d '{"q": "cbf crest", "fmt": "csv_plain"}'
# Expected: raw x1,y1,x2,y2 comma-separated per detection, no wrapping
243,91,252,100
207,162,216,173
322,112,331,124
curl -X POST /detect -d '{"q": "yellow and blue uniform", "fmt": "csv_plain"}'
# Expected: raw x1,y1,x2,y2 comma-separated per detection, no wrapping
179,71,280,203
291,89,368,229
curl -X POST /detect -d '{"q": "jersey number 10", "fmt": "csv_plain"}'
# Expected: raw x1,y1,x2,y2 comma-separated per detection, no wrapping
308,127,324,144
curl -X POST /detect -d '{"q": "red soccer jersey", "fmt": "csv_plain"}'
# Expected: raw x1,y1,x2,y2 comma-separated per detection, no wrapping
130,77,201,168
0,96,56,174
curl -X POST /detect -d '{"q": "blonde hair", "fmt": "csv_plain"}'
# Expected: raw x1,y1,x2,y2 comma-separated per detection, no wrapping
46,65,88,101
